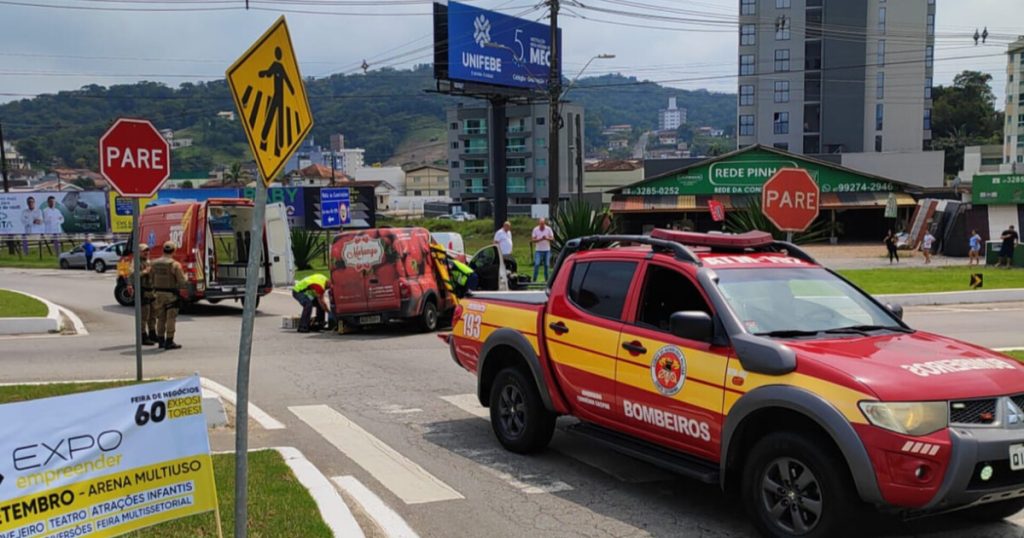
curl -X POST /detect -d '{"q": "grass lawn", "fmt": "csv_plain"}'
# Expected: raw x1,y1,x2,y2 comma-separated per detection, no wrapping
0,289,49,318
1005,351,1024,362
0,381,332,537
838,266,1024,295
0,240,65,269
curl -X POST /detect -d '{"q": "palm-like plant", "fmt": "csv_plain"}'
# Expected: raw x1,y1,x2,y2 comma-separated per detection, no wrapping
224,162,250,186
552,199,615,253
291,229,326,271
724,197,833,244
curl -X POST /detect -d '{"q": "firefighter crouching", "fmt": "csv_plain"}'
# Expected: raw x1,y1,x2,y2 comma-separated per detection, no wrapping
151,241,187,350
449,257,477,298
131,243,159,345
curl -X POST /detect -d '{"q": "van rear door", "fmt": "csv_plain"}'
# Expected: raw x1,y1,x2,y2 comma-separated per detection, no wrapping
265,202,294,286
331,229,378,316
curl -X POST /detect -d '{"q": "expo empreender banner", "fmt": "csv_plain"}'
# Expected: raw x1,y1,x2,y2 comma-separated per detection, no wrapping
0,376,218,538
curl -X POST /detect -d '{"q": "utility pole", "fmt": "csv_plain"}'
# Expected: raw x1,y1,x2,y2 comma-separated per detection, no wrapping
575,113,583,201
0,120,9,193
546,0,560,220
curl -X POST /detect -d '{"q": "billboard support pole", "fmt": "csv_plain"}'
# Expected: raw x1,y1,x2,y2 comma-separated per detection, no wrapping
133,197,143,381
234,178,267,538
490,97,508,231
546,0,560,220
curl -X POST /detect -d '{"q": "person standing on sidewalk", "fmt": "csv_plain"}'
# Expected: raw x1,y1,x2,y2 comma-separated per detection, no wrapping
1000,225,1019,268
493,221,516,273
530,218,554,282
151,241,187,349
83,236,96,271
968,230,983,266
921,231,935,264
883,230,899,265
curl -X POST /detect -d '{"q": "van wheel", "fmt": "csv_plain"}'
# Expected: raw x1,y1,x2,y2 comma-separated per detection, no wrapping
742,431,861,538
418,299,438,332
114,282,133,306
489,367,556,454
93,259,107,273
957,498,1024,522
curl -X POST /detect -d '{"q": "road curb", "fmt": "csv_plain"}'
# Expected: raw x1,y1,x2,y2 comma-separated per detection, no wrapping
275,447,366,538
875,288,1024,306
0,288,61,335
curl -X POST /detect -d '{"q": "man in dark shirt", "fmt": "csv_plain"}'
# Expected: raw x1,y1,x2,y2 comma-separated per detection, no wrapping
999,225,1019,268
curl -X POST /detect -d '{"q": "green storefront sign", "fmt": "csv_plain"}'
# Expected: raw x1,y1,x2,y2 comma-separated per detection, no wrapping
620,148,899,196
972,174,1024,205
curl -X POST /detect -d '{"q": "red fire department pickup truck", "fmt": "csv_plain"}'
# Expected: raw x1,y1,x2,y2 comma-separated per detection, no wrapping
445,229,1024,537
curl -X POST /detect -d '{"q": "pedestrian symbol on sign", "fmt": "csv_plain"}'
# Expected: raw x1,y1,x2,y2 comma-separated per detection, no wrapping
227,16,313,186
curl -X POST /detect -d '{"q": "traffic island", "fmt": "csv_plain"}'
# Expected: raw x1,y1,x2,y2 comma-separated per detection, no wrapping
0,288,60,334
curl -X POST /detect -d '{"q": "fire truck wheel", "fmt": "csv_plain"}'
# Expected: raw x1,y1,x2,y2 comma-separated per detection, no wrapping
489,367,555,454
742,431,861,538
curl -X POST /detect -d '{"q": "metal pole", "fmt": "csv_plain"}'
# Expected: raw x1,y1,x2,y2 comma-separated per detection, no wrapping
546,0,560,220
133,198,143,381
0,120,9,193
575,113,583,201
490,98,508,231
234,178,266,538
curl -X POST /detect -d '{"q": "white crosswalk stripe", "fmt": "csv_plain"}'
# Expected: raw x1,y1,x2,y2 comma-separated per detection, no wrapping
290,404,464,505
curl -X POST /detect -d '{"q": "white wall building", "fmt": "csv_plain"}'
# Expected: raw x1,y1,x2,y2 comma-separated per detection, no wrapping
658,97,686,131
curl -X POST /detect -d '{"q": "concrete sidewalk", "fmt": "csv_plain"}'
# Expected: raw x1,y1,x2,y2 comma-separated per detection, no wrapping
876,288,1024,306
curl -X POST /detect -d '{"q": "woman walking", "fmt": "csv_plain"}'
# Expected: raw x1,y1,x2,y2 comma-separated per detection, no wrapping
884,230,899,264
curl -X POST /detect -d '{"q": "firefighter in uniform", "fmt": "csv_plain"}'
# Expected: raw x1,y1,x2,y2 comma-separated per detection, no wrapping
151,241,187,350
131,243,158,345
449,257,477,298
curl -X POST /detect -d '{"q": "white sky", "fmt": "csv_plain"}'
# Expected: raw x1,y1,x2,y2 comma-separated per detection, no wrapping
0,0,1021,105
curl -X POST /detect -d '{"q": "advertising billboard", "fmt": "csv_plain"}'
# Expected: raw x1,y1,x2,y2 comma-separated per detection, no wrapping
0,192,109,236
437,1,559,91
109,189,242,233
972,174,1024,205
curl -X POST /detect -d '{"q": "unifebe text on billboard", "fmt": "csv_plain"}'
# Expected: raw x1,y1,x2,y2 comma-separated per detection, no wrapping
0,376,217,538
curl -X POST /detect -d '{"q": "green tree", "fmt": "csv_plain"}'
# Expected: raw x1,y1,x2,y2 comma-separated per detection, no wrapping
931,70,1004,175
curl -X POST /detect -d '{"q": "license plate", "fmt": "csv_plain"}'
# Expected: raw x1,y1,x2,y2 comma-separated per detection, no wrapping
359,315,382,325
1010,444,1024,471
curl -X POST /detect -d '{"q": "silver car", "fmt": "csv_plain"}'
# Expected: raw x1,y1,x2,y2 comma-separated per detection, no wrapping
58,241,125,273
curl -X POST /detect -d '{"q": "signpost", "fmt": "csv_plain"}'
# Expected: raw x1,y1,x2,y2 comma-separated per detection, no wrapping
226,16,312,538
320,187,351,228
762,167,820,239
99,118,171,382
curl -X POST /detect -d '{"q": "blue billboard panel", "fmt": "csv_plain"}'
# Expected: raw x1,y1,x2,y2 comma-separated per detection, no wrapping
446,0,559,90
320,188,351,228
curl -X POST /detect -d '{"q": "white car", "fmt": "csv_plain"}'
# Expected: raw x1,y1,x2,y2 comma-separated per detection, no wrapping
59,241,126,273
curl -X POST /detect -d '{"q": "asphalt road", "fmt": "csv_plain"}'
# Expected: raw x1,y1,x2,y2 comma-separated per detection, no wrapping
2,267,1024,538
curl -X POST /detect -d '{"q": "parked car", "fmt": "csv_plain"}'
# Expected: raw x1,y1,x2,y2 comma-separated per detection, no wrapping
446,228,1024,537
59,241,125,273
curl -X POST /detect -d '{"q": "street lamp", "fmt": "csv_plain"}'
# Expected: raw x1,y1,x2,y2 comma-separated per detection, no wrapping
562,54,616,99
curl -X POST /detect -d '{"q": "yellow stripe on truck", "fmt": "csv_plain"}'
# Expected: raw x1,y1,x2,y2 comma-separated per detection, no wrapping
616,362,725,414
457,300,541,354
723,358,872,424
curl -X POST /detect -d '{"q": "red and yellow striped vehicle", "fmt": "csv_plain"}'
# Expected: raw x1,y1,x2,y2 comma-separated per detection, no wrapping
444,229,1024,538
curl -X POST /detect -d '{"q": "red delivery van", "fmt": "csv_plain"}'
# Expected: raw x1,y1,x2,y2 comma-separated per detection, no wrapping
115,199,293,307
330,227,457,331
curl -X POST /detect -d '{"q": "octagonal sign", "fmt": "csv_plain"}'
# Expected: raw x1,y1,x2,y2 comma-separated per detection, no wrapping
99,118,171,198
761,167,820,232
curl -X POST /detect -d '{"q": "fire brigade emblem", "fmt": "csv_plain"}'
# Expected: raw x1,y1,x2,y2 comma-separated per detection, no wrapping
650,345,686,396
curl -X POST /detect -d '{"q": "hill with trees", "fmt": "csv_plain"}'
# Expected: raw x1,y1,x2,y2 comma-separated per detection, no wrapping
1,66,735,173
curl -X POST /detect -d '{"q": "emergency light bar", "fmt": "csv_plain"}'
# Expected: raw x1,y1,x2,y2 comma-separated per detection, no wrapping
650,229,774,249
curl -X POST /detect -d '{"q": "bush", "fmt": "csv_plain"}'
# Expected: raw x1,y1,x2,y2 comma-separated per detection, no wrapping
290,229,327,271
724,197,833,244
551,199,614,253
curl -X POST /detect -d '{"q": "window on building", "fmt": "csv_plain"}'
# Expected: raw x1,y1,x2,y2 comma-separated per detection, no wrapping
875,135,883,152
924,109,932,130
773,142,790,150
878,7,886,34
773,112,790,134
775,0,790,8
569,261,637,320
438,190,446,196
774,49,790,72
925,77,932,99
740,54,755,76
740,24,756,46
775,17,790,40
740,0,755,15
876,103,884,131
739,115,755,136
536,117,546,125
536,158,547,167
451,161,459,168
876,71,885,99
451,142,458,149
536,138,546,147
450,122,458,130
740,84,755,106
925,45,933,68
413,190,422,196
927,14,935,36
1018,113,1024,123
877,40,885,67
774,80,790,103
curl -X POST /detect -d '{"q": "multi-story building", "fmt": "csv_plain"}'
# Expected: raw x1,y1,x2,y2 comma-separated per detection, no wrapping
2,141,31,170
446,102,584,207
658,97,686,131
286,136,366,176
1006,36,1024,165
737,0,934,154
403,165,449,197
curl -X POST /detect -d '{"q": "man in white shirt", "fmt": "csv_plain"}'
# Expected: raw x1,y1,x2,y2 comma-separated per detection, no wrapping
531,217,554,282
42,196,64,234
493,220,516,272
20,196,44,235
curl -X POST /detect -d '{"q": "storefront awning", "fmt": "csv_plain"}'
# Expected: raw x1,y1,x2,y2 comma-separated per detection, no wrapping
610,192,916,213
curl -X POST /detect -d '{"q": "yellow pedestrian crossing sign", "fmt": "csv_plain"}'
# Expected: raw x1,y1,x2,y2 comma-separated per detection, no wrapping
227,16,313,186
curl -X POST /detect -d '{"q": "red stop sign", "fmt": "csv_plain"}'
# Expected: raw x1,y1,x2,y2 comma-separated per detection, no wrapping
99,118,171,198
761,168,820,232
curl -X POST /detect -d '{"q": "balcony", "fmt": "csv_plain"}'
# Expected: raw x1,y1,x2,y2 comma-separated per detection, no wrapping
507,125,531,134
462,166,489,176
465,183,489,194
507,177,528,193
506,145,528,153
459,146,488,158
506,165,527,174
